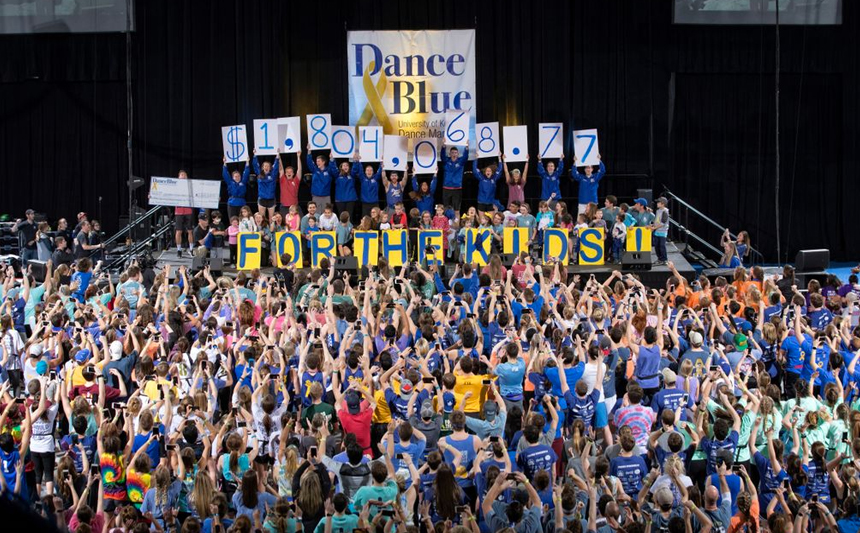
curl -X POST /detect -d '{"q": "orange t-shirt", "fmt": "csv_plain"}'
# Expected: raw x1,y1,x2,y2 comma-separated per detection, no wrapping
728,498,759,533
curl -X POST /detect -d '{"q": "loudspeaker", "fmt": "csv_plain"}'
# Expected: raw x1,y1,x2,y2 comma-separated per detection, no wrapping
118,206,151,242
636,189,653,206
334,256,358,272
208,258,224,275
622,251,652,270
191,256,224,274
795,249,829,273
28,260,48,283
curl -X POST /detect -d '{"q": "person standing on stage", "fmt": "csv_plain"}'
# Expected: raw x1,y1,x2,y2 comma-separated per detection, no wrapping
650,196,670,266
222,156,250,221
12,209,38,267
174,170,195,257
441,143,468,218
536,152,564,208
253,149,279,222
277,151,302,218
572,154,606,215
334,155,360,221
472,156,503,213
357,157,382,217
307,146,337,208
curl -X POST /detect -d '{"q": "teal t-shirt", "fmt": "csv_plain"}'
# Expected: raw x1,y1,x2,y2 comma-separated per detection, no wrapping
313,514,359,533
353,480,398,519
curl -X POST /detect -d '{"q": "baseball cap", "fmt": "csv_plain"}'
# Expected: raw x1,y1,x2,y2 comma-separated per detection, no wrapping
25,209,34,215
109,340,124,361
198,212,208,220
345,391,362,415
28,344,44,358
75,348,92,363
634,198,648,207
420,399,435,420
661,368,677,385
400,381,413,398
689,331,704,347
734,333,748,351
598,335,612,353
35,360,48,375
483,401,498,422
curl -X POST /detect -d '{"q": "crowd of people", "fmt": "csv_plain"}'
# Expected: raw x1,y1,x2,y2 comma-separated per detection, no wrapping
193,145,680,268
2,142,858,533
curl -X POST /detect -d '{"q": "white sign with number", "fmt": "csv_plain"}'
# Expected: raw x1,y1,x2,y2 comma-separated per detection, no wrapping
412,138,438,174
539,123,563,158
277,116,301,153
359,126,382,162
573,128,600,166
475,122,500,158
503,125,528,162
331,126,357,158
306,114,332,150
221,125,249,162
383,135,408,171
444,109,470,147
253,119,279,156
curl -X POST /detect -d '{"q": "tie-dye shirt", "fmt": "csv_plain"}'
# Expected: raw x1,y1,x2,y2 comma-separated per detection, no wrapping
100,452,127,500
126,468,150,508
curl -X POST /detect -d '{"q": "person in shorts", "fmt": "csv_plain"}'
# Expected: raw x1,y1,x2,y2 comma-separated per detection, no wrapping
174,170,195,257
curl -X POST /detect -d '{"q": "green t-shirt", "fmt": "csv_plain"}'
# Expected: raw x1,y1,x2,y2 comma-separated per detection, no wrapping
313,514,359,533
264,517,300,533
300,402,337,431
353,480,398,520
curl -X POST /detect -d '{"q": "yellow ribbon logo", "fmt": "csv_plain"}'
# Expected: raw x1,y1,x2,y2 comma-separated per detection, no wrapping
357,61,393,134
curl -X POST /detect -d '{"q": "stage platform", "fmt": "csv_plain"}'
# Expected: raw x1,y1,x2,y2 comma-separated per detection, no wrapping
152,241,697,289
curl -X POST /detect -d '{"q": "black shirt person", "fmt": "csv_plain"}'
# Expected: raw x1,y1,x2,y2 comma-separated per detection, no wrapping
12,209,38,266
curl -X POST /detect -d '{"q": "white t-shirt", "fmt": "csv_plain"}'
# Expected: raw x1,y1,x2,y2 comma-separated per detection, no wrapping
29,404,59,453
1,330,24,371
582,361,606,402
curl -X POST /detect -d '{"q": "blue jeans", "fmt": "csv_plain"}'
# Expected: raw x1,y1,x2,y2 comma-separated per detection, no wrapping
20,248,37,267
654,235,667,261
612,238,624,261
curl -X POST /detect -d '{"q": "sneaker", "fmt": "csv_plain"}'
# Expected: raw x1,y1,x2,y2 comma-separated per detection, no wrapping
654,260,667,266
177,248,183,258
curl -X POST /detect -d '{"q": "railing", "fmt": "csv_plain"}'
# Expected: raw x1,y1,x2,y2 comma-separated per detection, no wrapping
662,188,765,265
105,219,175,271
90,205,163,258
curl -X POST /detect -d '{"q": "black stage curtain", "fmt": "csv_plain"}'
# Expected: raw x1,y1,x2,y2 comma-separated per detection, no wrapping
0,0,857,260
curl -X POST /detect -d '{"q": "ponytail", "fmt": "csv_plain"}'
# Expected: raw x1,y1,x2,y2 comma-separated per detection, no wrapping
229,450,239,473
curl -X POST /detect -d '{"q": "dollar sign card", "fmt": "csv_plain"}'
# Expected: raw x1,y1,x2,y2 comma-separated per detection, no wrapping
222,125,249,162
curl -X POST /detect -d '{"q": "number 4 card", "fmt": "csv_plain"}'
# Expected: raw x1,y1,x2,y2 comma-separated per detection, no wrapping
573,128,600,166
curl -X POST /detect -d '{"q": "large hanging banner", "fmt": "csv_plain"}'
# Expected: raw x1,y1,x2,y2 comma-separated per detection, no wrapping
347,30,477,154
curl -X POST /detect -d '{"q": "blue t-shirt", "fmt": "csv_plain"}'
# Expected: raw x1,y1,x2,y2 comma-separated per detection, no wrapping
517,444,558,481
700,430,740,475
781,335,808,375
707,473,742,514
610,454,648,496
132,425,165,468
566,389,601,428
232,491,278,520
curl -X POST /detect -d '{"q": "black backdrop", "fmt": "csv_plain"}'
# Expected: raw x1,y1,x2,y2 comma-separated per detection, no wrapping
0,0,857,261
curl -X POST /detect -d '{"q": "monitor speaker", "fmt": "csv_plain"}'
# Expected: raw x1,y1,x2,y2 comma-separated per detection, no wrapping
622,251,652,270
28,260,48,283
795,249,829,273
636,189,653,206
